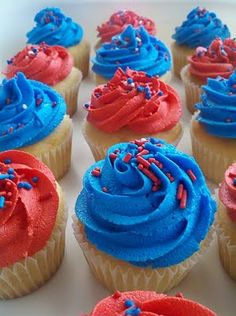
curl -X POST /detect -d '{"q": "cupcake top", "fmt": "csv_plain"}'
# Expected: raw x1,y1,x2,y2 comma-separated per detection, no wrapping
172,7,230,48
189,38,236,82
26,7,83,48
196,71,236,138
83,291,216,316
75,138,216,268
97,10,156,43
219,162,236,222
85,68,181,134
0,72,66,151
92,25,171,79
0,150,59,268
3,43,73,86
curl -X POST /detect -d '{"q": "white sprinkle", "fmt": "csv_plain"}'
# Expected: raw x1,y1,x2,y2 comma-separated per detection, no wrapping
28,50,35,56
130,83,135,88
22,104,27,110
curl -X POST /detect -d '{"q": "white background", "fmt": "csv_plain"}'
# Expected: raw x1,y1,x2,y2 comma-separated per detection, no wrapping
0,1,236,315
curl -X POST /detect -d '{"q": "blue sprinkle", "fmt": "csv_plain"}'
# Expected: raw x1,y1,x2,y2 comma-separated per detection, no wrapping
4,159,12,164
32,176,39,183
32,48,38,53
125,308,141,316
83,103,90,109
7,59,13,65
137,86,144,92
127,78,133,84
18,182,32,190
7,168,14,174
9,174,15,180
158,91,163,96
233,178,236,186
0,174,9,180
124,300,135,308
0,196,5,209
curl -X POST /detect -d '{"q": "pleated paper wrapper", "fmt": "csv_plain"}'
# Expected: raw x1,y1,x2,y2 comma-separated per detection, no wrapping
83,120,183,161
68,38,91,78
21,116,73,180
191,114,235,185
55,67,82,117
217,200,236,282
180,65,202,114
73,216,215,293
171,42,194,78
95,71,172,86
0,186,67,299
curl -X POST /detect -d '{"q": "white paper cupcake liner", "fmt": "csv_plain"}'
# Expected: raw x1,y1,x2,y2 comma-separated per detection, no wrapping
0,187,67,299
181,65,202,114
73,216,215,293
191,115,235,185
22,117,73,180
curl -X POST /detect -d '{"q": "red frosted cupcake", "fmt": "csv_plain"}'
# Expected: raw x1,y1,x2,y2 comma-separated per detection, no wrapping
4,43,82,116
181,37,236,113
81,291,216,315
96,9,156,49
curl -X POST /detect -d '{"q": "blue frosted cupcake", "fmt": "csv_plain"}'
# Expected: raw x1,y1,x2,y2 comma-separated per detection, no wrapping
0,72,73,179
191,71,236,184
27,7,90,77
171,7,230,77
73,137,216,292
92,25,172,84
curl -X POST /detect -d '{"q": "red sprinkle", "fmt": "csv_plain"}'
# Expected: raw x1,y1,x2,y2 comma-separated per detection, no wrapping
123,153,132,163
92,169,101,177
187,169,197,182
138,146,143,152
109,153,117,161
102,187,108,192
112,291,121,299
180,189,187,209
229,172,236,178
137,149,149,156
136,156,150,168
138,164,144,170
177,184,184,200
141,167,159,183
134,139,147,146
36,98,43,106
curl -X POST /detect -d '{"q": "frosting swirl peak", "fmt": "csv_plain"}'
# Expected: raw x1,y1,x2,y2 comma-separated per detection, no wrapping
75,138,216,268
0,72,66,151
4,43,73,86
196,71,236,138
97,10,156,43
86,68,181,133
172,7,230,48
92,25,171,79
26,7,83,48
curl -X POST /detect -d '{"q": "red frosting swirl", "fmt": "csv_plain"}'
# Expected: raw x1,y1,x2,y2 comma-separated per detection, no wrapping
0,150,59,268
188,38,236,82
86,68,181,134
97,10,156,43
3,43,73,86
85,291,216,316
219,163,236,222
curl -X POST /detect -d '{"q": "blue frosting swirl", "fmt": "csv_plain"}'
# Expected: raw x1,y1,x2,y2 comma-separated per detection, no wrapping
26,7,83,47
92,25,172,79
196,71,236,138
0,72,66,150
172,7,230,48
75,138,216,268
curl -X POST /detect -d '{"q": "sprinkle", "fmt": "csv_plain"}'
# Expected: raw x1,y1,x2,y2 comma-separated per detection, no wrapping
0,191,6,196
52,101,57,108
7,59,13,65
123,153,132,163
137,86,144,92
39,192,52,201
125,300,135,308
22,104,28,110
136,156,150,168
158,91,163,96
0,196,5,209
177,184,184,200
140,167,159,183
187,169,197,182
137,149,149,156
102,186,108,192
0,174,10,180
138,164,144,170
180,189,187,209
83,103,90,110
36,98,43,106
125,308,141,316
233,178,236,186
112,291,121,299
152,185,159,192
32,48,38,54
17,182,32,190
225,117,232,122
32,176,39,183
127,78,133,84
7,168,14,174
92,169,101,177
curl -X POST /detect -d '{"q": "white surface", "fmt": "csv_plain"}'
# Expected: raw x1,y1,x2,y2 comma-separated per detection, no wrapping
0,1,236,315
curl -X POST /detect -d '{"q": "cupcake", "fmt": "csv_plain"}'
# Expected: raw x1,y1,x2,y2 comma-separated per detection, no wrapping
181,38,236,113
171,7,230,77
92,25,172,85
96,10,156,49
82,291,216,315
73,138,216,293
0,150,67,299
26,7,90,77
3,43,82,116
218,163,236,281
0,72,72,180
191,71,236,184
83,68,182,161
